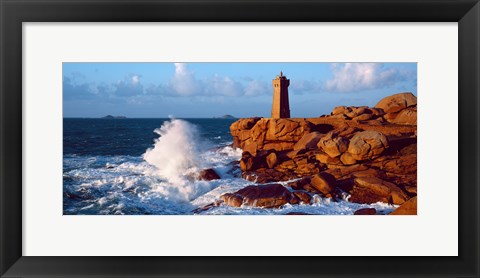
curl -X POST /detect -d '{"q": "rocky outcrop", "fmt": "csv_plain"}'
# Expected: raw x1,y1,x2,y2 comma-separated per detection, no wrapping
374,92,417,114
390,196,417,215
224,93,417,213
374,93,417,125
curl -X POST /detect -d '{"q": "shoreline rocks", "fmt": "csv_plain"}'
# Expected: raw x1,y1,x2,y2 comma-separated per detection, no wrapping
223,92,417,215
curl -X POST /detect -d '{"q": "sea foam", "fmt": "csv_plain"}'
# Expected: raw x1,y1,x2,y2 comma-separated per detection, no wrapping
143,118,214,201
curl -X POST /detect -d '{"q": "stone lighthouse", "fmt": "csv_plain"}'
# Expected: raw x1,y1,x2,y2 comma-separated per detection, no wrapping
271,71,290,118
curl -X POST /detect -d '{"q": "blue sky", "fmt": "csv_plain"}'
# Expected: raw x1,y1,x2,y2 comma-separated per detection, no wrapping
63,62,417,118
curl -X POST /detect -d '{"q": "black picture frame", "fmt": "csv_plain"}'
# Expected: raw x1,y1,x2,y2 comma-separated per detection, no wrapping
1,0,479,277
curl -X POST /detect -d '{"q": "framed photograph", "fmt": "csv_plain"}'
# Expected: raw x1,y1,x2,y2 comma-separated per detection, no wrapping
1,0,479,277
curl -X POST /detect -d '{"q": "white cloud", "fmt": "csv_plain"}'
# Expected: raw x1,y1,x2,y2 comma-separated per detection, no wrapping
206,75,243,96
244,79,269,96
63,76,96,100
168,63,265,98
170,63,202,96
64,63,275,103
131,75,140,85
324,63,409,93
290,79,321,94
113,74,144,97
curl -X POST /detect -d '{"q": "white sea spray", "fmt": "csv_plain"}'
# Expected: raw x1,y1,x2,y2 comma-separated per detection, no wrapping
143,119,216,201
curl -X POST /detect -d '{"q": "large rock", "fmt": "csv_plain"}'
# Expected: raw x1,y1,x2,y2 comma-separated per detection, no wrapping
317,131,349,158
222,184,295,208
391,106,417,125
198,168,221,181
309,172,336,197
220,193,243,207
292,191,312,204
375,92,417,114
349,177,408,205
390,196,417,215
354,208,377,215
347,131,389,160
332,106,351,115
293,132,322,151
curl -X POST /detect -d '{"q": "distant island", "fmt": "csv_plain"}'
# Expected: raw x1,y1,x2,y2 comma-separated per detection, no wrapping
101,115,127,119
213,115,236,119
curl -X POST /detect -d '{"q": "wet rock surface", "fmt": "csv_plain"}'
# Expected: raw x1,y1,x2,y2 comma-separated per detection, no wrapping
220,184,297,208
198,168,221,181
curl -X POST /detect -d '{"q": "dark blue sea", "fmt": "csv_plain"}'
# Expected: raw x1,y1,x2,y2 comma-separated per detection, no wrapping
63,118,396,215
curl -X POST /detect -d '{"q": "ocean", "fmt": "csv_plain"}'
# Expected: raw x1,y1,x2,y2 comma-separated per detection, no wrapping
63,118,396,215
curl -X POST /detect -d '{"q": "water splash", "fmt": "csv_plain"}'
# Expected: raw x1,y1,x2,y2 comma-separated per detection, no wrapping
143,118,212,201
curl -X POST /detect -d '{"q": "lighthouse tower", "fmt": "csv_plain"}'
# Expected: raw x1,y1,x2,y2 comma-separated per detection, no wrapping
271,71,290,118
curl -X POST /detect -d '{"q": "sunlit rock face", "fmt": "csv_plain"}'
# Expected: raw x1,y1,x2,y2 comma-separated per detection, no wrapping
227,93,417,210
